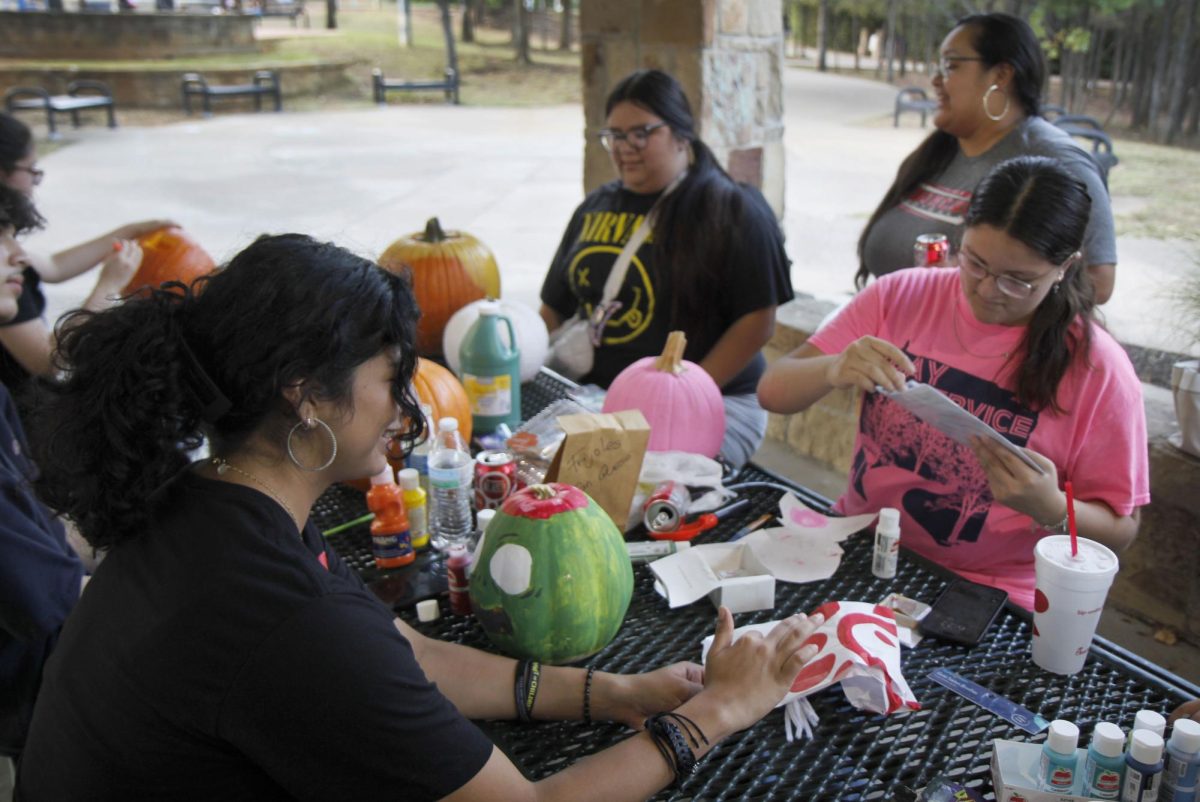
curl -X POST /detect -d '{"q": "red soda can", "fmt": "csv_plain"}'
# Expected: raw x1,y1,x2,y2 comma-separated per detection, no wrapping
913,233,950,267
475,450,518,510
642,480,690,533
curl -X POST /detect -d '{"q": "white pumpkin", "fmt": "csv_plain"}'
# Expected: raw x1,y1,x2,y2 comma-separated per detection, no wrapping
443,299,549,383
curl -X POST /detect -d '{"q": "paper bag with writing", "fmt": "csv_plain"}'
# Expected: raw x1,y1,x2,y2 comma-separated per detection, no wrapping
545,410,650,530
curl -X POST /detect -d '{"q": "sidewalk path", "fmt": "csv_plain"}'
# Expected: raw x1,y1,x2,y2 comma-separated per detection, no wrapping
28,65,1195,356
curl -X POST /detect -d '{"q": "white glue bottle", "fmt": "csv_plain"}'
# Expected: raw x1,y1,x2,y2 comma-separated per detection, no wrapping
872,507,901,579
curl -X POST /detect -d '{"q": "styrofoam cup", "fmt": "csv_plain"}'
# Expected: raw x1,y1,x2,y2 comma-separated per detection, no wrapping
1031,535,1119,675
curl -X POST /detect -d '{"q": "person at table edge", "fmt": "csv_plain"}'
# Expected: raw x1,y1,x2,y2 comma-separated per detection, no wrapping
856,13,1117,304
16,233,823,801
539,69,793,468
758,156,1148,611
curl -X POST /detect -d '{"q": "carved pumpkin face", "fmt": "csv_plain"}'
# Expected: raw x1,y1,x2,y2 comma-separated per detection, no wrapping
378,218,500,358
127,227,216,294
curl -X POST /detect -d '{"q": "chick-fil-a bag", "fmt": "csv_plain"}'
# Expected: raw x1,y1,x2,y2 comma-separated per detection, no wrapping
701,601,920,742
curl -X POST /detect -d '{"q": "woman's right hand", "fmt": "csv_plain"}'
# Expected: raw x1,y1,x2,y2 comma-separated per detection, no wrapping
702,607,823,733
825,335,915,394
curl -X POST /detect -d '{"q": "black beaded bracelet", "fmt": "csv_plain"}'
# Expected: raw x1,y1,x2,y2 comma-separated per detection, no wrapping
644,713,709,787
514,659,541,724
582,667,596,725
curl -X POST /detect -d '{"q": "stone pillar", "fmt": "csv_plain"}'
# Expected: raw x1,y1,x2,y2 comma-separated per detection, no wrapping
579,0,786,216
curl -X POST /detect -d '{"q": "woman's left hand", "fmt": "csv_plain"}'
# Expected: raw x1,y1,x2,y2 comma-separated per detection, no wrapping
970,436,1064,526
600,662,705,730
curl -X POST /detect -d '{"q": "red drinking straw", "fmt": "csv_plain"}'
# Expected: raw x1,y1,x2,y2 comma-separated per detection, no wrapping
1066,480,1078,557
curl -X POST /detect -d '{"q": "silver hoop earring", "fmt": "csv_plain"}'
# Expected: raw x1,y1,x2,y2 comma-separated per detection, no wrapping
287,417,338,472
982,84,1010,122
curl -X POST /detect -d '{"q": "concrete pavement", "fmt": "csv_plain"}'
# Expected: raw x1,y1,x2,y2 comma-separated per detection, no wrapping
28,65,1196,358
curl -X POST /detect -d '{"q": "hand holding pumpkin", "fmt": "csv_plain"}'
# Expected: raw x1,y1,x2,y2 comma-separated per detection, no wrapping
96,239,143,297
702,607,823,733
599,662,705,730
113,219,180,240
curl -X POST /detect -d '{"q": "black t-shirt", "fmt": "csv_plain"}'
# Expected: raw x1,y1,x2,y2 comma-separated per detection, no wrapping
540,178,793,395
0,267,45,397
0,381,81,758
17,473,493,801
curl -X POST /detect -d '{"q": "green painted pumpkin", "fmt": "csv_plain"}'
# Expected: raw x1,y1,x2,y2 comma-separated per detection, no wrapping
469,483,633,664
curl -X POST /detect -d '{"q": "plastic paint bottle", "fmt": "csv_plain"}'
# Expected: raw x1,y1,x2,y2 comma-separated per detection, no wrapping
1040,719,1081,792
458,301,521,435
398,468,429,550
1122,729,1165,802
447,543,472,616
1084,722,1128,799
366,468,414,570
1131,711,1169,748
1162,718,1200,802
871,507,901,579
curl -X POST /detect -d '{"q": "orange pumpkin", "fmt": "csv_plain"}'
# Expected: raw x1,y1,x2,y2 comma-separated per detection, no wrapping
126,227,216,294
378,218,500,358
345,358,473,492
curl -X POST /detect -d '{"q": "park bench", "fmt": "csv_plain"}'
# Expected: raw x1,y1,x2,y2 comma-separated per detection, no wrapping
1051,113,1119,187
893,87,938,128
181,70,282,117
372,67,459,106
4,81,117,139
250,0,308,26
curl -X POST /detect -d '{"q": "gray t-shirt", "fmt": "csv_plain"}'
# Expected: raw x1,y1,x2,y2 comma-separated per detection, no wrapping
862,116,1117,277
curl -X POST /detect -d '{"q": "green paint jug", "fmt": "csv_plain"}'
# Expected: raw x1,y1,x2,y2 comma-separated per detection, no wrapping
458,301,521,435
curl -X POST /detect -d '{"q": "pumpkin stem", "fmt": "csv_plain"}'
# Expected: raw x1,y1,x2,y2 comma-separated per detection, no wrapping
655,331,687,375
423,217,447,242
528,484,557,500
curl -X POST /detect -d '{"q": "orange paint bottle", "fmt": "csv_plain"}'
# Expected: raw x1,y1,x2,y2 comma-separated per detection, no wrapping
367,468,414,569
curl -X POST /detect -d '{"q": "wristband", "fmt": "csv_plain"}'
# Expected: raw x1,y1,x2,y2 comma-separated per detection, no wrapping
582,667,596,725
514,659,541,724
644,713,709,787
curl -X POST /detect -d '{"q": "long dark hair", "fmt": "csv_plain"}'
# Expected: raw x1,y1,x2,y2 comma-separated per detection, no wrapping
30,234,426,550
0,112,34,174
605,69,774,346
0,183,44,233
965,156,1094,413
855,13,1047,288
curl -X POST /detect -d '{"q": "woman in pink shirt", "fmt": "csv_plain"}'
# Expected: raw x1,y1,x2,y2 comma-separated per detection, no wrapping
758,156,1148,609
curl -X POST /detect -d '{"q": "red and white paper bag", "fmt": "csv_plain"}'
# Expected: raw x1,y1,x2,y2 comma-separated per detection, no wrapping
702,601,920,741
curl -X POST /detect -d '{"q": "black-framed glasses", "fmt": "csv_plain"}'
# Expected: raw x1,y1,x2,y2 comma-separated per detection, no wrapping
12,165,44,186
597,123,669,152
957,251,1052,299
935,56,985,79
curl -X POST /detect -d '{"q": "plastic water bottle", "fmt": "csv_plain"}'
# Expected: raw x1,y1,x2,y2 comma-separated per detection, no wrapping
407,403,435,496
429,417,473,550
458,301,521,435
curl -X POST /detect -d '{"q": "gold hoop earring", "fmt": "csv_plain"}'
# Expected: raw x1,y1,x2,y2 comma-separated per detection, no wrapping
982,84,1010,122
287,417,338,472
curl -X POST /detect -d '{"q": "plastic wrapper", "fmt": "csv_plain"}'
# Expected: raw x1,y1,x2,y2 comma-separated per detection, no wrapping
505,398,589,487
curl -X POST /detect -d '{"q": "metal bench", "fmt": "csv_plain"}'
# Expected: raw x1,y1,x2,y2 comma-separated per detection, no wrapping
181,70,282,117
3,81,117,139
372,68,459,106
1051,113,1119,187
252,0,308,26
893,87,938,128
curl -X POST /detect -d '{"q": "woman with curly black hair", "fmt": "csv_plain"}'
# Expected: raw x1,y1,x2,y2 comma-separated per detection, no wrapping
17,233,822,801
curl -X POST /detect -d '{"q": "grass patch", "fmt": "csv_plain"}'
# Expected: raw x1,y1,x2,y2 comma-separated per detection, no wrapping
1108,138,1200,241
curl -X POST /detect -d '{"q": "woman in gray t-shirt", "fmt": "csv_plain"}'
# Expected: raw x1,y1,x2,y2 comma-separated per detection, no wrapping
857,13,1116,303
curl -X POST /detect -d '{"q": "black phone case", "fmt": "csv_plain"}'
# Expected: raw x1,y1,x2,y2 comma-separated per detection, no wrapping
918,578,1008,645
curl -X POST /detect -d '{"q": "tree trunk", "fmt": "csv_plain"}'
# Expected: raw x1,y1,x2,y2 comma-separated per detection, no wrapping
1186,48,1200,137
817,0,829,72
1131,6,1154,129
398,0,412,47
325,0,336,29
513,0,531,64
1166,0,1197,142
884,0,898,83
1148,0,1177,137
1108,23,1126,123
438,0,459,89
462,0,475,43
852,15,861,72
559,0,571,51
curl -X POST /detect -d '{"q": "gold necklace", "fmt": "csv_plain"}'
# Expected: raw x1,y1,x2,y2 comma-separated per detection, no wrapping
952,308,1013,360
211,457,300,529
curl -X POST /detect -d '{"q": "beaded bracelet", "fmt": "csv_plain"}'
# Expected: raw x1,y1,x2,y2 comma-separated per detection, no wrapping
582,667,596,725
644,713,710,787
513,659,541,724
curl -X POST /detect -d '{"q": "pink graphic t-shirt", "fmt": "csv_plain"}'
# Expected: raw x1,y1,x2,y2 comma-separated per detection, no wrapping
808,268,1149,609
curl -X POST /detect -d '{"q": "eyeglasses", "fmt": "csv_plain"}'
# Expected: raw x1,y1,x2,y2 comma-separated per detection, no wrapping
598,123,669,152
957,251,1054,299
11,165,44,186
935,56,985,80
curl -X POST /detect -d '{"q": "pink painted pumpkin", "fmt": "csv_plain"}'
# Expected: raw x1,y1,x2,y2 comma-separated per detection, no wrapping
602,331,725,457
